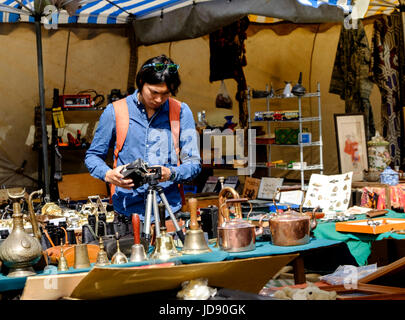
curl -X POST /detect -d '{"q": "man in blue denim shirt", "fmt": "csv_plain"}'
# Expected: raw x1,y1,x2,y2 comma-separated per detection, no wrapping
85,55,201,220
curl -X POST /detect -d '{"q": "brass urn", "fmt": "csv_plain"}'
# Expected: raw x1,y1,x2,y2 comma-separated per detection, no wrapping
0,190,43,277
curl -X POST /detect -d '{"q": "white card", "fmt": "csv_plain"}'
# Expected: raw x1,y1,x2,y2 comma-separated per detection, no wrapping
257,177,284,200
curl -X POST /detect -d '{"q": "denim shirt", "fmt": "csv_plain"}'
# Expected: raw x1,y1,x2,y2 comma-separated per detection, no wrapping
85,90,201,219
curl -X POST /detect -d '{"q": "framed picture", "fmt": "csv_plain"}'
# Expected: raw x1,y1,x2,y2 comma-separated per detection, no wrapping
334,114,368,182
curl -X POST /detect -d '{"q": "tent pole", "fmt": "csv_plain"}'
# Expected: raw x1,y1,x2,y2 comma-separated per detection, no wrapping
35,16,50,201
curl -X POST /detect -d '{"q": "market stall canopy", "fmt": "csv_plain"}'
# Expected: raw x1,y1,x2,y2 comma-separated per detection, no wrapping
0,0,349,45
250,0,403,23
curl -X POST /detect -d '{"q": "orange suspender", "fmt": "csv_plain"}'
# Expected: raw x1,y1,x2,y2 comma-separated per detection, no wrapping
110,97,185,205
168,98,186,206
110,98,129,197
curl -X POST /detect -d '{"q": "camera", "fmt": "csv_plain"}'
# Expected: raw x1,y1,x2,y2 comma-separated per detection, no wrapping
120,159,162,187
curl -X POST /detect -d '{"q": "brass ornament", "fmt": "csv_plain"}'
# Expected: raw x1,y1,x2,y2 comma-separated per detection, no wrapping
129,213,148,262
129,244,148,262
95,237,110,267
57,247,69,271
111,234,128,265
73,244,91,269
182,198,211,255
150,228,181,261
0,189,43,277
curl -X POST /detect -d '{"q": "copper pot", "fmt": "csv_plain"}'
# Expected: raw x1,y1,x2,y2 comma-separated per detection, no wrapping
217,188,264,252
218,219,259,252
269,187,318,246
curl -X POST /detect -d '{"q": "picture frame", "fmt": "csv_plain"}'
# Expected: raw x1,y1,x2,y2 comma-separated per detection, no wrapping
334,113,368,182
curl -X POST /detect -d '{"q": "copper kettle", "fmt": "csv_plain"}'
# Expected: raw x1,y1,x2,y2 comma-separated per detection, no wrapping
269,187,318,246
216,187,264,252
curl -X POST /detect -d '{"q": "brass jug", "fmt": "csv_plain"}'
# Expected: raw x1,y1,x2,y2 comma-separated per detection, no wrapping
0,189,43,277
150,227,181,261
73,244,91,269
95,237,110,267
182,198,211,255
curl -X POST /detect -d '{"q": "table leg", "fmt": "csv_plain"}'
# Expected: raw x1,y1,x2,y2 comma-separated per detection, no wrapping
292,255,306,284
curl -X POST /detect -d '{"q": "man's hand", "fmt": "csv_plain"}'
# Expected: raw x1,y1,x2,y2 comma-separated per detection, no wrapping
158,166,171,182
104,165,134,189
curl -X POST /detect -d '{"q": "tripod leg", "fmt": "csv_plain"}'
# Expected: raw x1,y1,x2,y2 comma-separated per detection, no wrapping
156,186,185,244
152,190,161,238
141,188,153,252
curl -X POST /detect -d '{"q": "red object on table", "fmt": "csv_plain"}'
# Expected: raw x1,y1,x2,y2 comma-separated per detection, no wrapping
132,213,141,245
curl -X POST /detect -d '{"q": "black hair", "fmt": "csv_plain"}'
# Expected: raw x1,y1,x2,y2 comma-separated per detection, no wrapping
136,54,181,96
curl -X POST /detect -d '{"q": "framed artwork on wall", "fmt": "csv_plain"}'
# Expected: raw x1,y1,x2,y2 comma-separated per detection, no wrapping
334,113,368,182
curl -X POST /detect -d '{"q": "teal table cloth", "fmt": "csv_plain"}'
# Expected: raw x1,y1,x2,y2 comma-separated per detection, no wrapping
313,210,405,266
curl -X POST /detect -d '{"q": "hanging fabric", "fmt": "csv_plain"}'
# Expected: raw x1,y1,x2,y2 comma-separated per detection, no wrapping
209,16,249,127
329,19,376,141
370,12,405,168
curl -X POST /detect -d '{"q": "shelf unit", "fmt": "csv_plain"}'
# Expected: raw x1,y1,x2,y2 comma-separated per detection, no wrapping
36,89,106,201
247,82,324,190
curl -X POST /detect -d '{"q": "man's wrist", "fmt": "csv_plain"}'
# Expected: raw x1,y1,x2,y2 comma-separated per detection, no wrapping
169,167,176,182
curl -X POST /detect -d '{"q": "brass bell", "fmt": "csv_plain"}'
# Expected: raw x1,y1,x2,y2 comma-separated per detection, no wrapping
182,198,211,255
95,237,110,267
111,233,128,265
129,214,148,262
57,247,69,271
129,244,148,262
150,227,181,261
73,244,91,269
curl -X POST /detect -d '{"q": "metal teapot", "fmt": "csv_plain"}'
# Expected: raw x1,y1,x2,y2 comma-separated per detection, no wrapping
216,187,264,252
0,189,43,277
268,187,318,246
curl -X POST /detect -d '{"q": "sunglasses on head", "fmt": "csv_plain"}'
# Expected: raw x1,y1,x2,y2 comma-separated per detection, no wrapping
142,62,180,73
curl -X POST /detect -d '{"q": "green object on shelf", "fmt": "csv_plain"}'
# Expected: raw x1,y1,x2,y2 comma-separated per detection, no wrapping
275,128,299,145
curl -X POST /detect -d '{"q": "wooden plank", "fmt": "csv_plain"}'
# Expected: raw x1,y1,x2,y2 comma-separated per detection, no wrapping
21,272,88,300
57,173,108,201
70,254,299,299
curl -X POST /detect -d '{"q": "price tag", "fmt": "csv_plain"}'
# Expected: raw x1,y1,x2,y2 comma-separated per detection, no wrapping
52,107,65,128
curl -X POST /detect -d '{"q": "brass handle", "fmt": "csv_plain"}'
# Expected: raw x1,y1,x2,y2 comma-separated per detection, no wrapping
278,185,302,192
188,198,199,231
273,186,304,214
225,198,249,204
224,198,248,219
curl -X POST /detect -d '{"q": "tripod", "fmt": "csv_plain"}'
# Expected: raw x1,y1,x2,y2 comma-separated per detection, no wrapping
141,169,185,251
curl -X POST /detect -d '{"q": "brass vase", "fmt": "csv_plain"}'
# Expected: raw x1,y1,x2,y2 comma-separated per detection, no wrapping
0,190,43,277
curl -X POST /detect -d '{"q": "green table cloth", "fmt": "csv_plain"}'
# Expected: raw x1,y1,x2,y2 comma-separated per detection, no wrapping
313,210,405,266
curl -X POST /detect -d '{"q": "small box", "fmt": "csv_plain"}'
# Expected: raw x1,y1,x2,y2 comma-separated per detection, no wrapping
299,132,312,144
292,162,307,169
